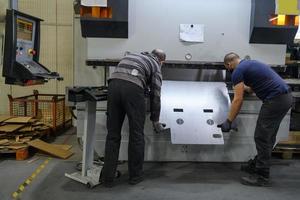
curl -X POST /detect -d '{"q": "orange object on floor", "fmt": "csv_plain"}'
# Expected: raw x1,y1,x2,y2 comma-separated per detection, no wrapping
16,148,29,161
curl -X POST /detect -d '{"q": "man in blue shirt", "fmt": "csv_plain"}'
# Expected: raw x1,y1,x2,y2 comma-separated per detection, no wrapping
218,52,292,187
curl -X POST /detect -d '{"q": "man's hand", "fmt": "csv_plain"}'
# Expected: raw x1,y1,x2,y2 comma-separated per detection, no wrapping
217,119,232,132
152,121,166,133
244,86,253,94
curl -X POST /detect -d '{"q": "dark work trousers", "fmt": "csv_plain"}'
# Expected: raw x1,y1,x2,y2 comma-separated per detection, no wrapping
102,79,146,182
254,92,292,177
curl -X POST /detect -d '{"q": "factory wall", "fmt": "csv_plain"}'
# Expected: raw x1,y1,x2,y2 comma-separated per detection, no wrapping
0,0,74,115
87,0,287,64
0,0,11,115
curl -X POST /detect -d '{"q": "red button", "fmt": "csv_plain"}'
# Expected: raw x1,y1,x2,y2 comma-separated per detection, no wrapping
28,49,36,55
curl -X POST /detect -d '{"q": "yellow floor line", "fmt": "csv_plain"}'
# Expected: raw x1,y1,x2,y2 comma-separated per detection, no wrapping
12,157,52,199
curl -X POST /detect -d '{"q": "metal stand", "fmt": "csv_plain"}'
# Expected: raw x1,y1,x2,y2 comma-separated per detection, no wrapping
65,101,102,188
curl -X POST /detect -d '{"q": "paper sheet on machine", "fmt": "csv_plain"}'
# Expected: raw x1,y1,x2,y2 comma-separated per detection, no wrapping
179,24,204,43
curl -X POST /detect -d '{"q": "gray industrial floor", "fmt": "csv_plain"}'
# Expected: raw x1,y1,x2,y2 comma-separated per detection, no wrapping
0,128,300,200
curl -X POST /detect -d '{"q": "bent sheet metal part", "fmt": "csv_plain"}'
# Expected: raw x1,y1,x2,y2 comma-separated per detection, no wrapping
160,81,231,145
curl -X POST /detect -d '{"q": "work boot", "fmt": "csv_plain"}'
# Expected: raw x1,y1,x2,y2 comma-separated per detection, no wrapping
100,176,114,188
129,176,144,185
100,169,122,188
241,156,257,174
99,169,114,188
241,173,271,187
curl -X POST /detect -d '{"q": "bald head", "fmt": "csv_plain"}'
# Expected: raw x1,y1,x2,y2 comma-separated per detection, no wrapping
224,52,240,65
223,52,241,71
152,49,166,62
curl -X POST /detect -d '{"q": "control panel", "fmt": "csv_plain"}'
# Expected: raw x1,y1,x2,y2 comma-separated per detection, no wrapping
2,9,62,86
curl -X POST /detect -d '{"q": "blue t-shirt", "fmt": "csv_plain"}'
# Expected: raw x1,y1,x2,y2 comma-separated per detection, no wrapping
231,60,289,100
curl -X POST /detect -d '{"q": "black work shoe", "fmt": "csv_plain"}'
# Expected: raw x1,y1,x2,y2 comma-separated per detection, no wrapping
241,158,257,174
241,174,271,187
129,176,144,185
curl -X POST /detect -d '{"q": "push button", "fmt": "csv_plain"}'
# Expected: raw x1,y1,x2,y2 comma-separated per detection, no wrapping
28,49,36,55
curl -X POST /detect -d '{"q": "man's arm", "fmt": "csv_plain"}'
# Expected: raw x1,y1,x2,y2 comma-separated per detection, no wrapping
149,71,162,122
228,82,244,122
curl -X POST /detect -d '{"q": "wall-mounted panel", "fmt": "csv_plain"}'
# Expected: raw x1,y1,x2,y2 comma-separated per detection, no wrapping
10,23,58,95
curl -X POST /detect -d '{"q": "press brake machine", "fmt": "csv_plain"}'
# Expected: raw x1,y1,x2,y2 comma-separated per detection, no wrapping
73,59,291,162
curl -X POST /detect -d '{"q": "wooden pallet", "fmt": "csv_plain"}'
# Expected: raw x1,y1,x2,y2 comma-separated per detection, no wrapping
273,131,300,159
273,147,300,159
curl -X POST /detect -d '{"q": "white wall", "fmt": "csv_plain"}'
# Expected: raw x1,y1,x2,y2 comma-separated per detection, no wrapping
87,0,286,65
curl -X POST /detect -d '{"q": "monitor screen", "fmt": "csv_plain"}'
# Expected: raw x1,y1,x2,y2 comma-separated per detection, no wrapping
17,18,33,41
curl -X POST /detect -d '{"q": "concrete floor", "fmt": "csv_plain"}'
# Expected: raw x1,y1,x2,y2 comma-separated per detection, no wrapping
0,128,300,200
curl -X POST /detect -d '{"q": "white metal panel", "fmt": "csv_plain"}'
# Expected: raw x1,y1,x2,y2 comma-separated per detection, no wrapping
160,81,230,144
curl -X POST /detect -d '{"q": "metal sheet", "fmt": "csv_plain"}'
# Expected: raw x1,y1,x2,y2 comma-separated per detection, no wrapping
160,81,230,145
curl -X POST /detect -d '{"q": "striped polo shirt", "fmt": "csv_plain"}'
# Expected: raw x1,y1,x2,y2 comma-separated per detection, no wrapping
110,52,162,122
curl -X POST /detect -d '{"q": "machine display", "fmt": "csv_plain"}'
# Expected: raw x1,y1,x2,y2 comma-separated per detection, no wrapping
2,9,62,86
17,18,33,41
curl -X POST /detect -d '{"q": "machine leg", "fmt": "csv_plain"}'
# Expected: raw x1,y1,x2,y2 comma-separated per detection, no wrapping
65,101,102,188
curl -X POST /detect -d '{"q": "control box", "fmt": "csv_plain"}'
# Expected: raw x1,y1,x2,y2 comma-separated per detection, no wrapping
2,9,62,86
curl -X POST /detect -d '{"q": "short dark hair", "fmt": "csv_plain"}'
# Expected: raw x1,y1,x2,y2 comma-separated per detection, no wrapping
152,49,166,62
224,52,240,65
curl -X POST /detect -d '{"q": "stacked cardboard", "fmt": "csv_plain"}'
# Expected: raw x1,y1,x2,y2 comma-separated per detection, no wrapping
0,116,51,151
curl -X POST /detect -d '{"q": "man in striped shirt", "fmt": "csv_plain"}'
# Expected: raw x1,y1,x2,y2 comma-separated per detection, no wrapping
101,49,166,187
